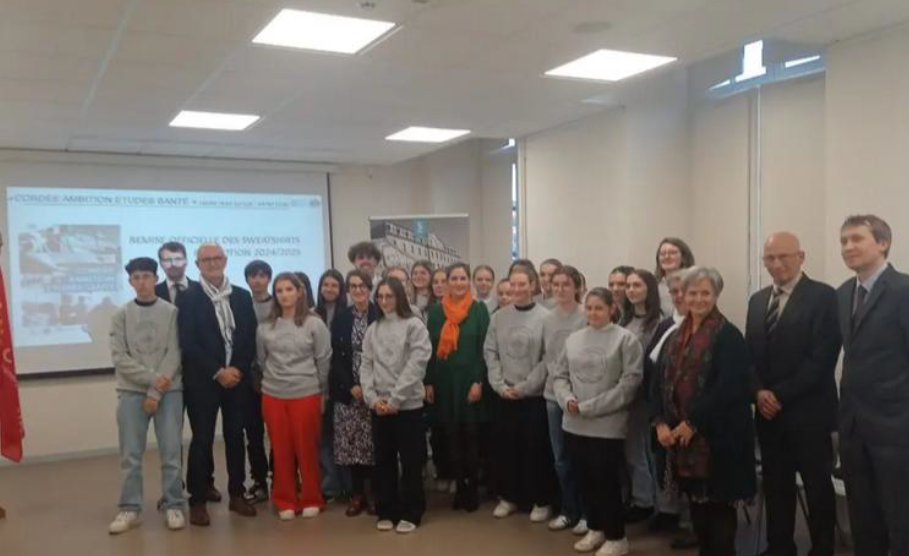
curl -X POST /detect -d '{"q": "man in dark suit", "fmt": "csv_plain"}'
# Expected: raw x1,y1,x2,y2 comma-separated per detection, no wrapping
155,241,196,304
178,243,258,526
746,232,840,556
837,214,909,556
154,241,222,504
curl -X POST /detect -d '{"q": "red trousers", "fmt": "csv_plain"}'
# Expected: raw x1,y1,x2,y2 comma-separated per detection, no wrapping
262,393,324,512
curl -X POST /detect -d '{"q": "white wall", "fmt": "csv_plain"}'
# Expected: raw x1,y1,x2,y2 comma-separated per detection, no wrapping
330,138,515,277
689,93,751,325
761,76,827,283
523,69,691,289
824,23,909,284
329,157,427,270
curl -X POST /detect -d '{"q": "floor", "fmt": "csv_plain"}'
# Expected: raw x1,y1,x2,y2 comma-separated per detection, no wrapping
0,447,853,556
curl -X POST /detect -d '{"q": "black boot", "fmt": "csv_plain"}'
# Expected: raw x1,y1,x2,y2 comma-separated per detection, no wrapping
463,477,479,513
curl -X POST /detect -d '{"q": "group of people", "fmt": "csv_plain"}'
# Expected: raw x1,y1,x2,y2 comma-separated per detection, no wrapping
108,214,909,556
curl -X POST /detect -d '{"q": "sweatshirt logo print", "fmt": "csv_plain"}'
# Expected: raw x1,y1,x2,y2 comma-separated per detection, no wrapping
575,345,608,383
377,328,406,368
133,320,160,356
506,326,534,360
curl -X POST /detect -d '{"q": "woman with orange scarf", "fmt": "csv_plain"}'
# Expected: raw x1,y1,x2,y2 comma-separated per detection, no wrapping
425,262,490,512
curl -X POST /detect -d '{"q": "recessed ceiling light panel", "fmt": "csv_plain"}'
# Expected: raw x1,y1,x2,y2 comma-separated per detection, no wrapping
253,9,397,54
545,49,677,82
169,110,260,131
385,126,471,143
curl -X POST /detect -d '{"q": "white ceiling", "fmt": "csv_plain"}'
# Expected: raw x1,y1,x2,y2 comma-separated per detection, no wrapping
0,0,907,165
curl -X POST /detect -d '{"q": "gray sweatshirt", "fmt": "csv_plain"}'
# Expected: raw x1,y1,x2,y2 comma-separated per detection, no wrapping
360,313,432,411
623,314,661,353
533,305,587,402
109,299,182,401
552,324,643,439
484,303,550,397
256,315,332,400
253,296,273,324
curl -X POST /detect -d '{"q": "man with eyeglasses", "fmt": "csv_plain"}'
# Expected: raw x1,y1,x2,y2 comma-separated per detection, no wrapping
154,241,225,506
176,243,259,526
745,232,840,556
155,241,196,305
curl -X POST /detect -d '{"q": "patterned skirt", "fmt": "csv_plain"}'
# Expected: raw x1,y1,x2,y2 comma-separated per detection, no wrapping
333,399,375,466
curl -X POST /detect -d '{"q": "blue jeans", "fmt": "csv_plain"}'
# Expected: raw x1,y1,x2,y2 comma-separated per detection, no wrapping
320,399,351,497
117,390,185,512
625,399,679,514
546,400,583,521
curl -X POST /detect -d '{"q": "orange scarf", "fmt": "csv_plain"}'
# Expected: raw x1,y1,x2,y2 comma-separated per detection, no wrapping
437,292,474,360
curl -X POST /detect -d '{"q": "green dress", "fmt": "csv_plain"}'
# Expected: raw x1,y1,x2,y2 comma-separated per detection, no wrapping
426,300,490,424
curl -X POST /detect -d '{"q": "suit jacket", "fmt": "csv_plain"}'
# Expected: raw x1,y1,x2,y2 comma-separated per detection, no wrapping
156,278,198,304
328,303,378,405
176,281,257,390
746,274,841,431
837,264,909,445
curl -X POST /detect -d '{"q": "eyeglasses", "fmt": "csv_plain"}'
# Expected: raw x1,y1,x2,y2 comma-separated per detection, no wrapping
348,283,368,291
198,256,225,265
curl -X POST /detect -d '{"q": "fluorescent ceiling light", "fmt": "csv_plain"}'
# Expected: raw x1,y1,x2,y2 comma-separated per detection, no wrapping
386,126,471,143
169,110,260,131
253,9,396,54
545,49,676,82
784,55,821,69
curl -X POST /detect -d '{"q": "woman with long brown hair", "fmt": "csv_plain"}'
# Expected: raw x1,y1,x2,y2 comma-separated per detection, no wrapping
256,272,332,520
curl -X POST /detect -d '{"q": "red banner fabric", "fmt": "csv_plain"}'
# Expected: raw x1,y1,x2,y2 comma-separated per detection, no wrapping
0,268,24,462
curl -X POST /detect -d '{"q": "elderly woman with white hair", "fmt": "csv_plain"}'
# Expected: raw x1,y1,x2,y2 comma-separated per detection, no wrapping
650,266,755,556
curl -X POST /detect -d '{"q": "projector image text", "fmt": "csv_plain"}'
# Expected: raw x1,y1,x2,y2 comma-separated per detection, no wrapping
5,186,330,374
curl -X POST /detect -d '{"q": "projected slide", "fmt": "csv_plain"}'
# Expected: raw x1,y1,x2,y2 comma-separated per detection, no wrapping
6,187,327,356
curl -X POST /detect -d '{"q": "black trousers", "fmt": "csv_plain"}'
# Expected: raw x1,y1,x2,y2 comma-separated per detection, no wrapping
690,501,738,556
243,382,269,485
566,433,625,540
373,409,426,525
430,424,453,480
445,422,480,484
757,422,836,556
185,380,247,506
840,430,909,556
493,397,556,509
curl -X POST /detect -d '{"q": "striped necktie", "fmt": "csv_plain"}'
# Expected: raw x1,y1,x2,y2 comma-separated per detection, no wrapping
765,287,782,335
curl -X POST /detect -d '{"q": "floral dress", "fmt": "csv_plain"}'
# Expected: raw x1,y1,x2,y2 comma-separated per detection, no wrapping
333,309,375,465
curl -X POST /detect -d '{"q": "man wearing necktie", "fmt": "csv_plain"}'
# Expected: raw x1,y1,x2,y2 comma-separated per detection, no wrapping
746,232,840,556
155,242,196,305
837,214,909,556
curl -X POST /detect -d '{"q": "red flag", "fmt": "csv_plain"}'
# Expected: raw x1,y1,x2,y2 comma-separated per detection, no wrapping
0,266,24,462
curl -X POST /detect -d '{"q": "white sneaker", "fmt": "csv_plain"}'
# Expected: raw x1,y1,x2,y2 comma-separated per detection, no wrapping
165,509,185,531
278,509,295,521
377,519,395,531
572,519,589,536
108,511,139,534
492,499,517,518
301,507,320,518
395,520,417,534
435,479,450,492
595,538,629,556
573,530,606,553
548,514,573,531
530,504,552,523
